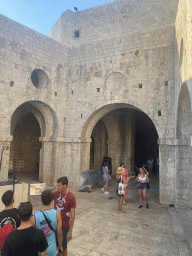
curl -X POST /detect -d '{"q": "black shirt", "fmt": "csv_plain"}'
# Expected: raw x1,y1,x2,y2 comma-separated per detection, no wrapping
1,226,48,256
0,208,21,229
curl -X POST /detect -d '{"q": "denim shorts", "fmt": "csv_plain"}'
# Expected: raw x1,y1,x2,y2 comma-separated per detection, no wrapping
56,227,69,250
62,227,69,249
137,183,147,190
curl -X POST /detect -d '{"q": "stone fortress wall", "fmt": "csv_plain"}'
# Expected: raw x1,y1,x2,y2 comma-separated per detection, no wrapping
0,0,192,207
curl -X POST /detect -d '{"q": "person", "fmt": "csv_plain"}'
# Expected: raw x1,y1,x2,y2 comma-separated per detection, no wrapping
101,162,110,194
53,177,76,256
116,167,127,213
2,202,48,256
136,167,149,209
32,190,63,256
0,190,21,229
120,163,130,205
147,156,153,174
0,190,21,254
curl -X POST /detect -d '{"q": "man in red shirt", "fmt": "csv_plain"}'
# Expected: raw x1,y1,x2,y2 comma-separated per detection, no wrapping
53,177,76,256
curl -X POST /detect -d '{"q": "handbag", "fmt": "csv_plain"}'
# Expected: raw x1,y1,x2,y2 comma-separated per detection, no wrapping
147,183,150,189
118,175,126,195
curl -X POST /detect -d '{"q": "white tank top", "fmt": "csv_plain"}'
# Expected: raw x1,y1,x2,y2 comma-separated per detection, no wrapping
139,175,147,181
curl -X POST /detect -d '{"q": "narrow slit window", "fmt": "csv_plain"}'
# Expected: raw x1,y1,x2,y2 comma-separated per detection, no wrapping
74,31,80,38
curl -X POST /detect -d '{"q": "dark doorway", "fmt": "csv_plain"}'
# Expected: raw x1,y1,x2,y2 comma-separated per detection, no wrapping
10,113,41,180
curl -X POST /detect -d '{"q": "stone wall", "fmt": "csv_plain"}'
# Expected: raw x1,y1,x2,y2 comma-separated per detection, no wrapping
0,14,68,184
50,0,179,47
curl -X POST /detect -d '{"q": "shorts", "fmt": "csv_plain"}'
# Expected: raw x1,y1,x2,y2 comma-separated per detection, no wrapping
137,183,147,190
62,227,69,249
56,227,69,250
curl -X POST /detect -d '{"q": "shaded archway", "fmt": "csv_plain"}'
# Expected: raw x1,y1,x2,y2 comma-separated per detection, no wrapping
10,101,58,185
10,113,41,181
81,103,159,176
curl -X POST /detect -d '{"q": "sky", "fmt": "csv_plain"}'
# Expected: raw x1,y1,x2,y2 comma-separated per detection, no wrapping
0,0,117,37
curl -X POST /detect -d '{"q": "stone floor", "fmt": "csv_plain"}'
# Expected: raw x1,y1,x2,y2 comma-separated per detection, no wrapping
22,173,192,256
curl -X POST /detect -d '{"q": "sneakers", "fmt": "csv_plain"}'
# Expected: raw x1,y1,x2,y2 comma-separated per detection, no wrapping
123,201,126,205
101,188,104,192
104,191,109,194
138,205,143,209
146,204,149,209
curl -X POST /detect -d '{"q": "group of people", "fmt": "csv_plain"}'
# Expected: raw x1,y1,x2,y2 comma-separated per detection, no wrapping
102,162,150,213
0,176,76,256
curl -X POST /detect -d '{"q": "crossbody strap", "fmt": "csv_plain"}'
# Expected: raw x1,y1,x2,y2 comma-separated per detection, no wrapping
40,211,55,233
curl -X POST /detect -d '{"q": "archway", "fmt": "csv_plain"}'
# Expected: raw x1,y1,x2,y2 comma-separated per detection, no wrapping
10,101,58,185
176,83,192,207
10,113,41,182
81,104,159,176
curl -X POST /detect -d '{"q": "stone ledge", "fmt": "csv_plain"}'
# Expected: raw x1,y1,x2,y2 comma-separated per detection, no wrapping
158,138,190,146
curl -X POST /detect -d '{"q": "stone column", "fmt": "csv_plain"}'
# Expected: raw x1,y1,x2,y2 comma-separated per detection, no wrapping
158,138,178,206
122,113,135,174
94,138,102,169
39,137,57,185
0,136,13,180
108,139,123,174
80,137,92,173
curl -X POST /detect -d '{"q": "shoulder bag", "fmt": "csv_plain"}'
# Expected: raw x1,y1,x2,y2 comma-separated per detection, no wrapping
118,175,126,196
40,211,56,234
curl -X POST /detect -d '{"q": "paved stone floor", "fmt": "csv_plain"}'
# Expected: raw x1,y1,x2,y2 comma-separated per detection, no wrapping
22,173,192,256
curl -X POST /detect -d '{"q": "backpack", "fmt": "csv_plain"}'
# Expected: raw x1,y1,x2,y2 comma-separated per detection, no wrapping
0,224,14,250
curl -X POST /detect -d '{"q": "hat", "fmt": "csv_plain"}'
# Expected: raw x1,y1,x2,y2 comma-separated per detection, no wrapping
117,167,123,174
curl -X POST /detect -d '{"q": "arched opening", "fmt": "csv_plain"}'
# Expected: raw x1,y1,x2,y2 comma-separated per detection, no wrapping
10,101,57,185
134,111,159,169
176,83,192,207
83,104,159,176
90,120,108,169
10,113,41,182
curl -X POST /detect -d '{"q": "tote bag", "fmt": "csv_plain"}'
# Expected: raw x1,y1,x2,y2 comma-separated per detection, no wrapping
118,175,126,196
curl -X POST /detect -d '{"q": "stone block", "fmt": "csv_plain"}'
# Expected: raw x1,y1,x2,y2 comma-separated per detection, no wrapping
0,181,28,211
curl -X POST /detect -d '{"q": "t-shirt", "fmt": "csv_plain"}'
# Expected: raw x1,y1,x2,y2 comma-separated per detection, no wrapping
53,190,76,228
1,226,48,256
0,208,21,229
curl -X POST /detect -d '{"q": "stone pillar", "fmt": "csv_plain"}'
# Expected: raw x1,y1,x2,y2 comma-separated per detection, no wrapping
0,136,13,180
122,113,135,174
158,138,178,205
80,137,92,173
94,138,102,169
108,139,122,174
39,137,57,185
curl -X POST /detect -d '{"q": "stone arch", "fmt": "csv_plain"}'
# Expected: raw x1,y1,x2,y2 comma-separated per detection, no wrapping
81,103,159,173
176,83,192,207
9,101,58,185
10,101,58,138
176,83,192,140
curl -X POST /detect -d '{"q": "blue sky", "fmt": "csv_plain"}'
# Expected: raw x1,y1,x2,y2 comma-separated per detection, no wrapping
0,0,117,36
